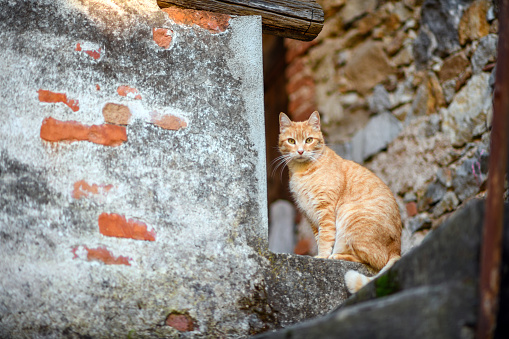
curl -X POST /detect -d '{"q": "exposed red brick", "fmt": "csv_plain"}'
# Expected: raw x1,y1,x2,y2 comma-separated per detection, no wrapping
85,246,131,266
406,202,418,217
72,180,113,199
161,7,230,34
117,86,142,100
294,238,311,255
286,76,314,96
102,103,132,125
288,86,315,117
166,313,195,332
71,247,80,259
40,117,127,146
153,28,173,49
292,104,317,122
285,58,305,80
75,43,101,60
96,84,101,91
284,39,317,64
151,113,187,130
98,213,156,241
37,89,79,112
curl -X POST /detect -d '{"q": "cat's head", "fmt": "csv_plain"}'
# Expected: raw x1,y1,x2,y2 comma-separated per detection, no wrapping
278,111,325,163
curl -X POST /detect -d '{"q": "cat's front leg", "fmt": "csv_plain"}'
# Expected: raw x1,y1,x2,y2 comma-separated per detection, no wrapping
314,217,336,259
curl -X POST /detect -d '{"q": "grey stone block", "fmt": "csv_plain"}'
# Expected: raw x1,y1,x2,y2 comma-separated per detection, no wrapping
413,0,475,68
368,85,391,114
442,73,493,147
472,34,498,74
263,254,373,328
256,283,477,339
351,112,402,163
269,200,296,254
452,154,488,202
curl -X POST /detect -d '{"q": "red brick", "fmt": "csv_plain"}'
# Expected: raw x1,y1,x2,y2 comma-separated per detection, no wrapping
166,313,195,332
153,28,173,49
72,180,113,199
102,103,132,125
151,113,187,130
294,238,311,255
98,213,156,241
161,7,230,34
75,43,101,60
406,202,418,217
285,58,305,80
40,117,127,147
286,76,314,96
292,104,317,122
117,86,142,100
38,89,79,112
78,246,131,266
288,86,315,116
284,39,317,64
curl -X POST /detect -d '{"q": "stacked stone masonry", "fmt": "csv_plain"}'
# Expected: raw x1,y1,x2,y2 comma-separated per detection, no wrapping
284,0,498,254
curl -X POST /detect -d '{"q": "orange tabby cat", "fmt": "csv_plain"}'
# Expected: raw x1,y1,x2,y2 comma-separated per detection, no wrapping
278,111,402,293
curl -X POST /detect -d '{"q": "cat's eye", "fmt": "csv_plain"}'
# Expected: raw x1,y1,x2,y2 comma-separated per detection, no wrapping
305,137,313,144
287,138,296,144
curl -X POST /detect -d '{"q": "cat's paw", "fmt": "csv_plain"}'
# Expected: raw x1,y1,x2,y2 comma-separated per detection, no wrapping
314,255,329,259
329,254,348,260
328,253,363,263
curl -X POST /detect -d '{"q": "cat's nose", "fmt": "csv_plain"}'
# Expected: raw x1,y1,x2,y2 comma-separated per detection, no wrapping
298,150,304,155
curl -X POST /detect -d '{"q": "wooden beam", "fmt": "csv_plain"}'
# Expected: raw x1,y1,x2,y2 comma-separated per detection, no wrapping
157,0,324,41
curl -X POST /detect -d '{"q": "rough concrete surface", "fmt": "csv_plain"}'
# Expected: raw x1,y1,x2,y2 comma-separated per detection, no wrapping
0,0,368,337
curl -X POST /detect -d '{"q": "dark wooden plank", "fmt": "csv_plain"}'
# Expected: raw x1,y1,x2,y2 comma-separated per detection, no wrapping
160,0,322,19
157,0,324,41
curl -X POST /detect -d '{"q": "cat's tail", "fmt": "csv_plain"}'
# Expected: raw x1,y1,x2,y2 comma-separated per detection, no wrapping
344,255,400,293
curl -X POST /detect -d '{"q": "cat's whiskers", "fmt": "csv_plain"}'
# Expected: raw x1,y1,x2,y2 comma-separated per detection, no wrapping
307,150,322,163
270,154,292,179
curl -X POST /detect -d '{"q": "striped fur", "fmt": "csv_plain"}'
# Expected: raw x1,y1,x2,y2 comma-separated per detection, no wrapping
279,111,402,293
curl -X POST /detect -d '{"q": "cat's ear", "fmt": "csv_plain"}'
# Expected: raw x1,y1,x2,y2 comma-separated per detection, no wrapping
279,112,292,132
308,111,321,131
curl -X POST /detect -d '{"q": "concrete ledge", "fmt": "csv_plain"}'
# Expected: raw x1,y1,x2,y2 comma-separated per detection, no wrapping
262,253,372,328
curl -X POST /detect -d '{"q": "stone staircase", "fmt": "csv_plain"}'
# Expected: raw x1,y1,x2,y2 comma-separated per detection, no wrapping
255,199,509,338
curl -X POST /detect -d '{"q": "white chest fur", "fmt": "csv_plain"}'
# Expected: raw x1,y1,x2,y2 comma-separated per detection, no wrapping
289,175,321,227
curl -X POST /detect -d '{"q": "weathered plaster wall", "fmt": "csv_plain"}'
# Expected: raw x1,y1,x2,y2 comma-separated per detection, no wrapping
0,0,370,337
0,0,266,336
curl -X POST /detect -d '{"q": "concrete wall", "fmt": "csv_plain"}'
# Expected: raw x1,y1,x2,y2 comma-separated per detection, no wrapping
0,0,267,336
0,0,370,337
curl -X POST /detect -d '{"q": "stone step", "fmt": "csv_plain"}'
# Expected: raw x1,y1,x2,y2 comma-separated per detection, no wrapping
255,199,509,338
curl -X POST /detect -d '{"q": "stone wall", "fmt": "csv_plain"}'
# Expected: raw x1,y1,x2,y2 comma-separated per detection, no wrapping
283,0,498,253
